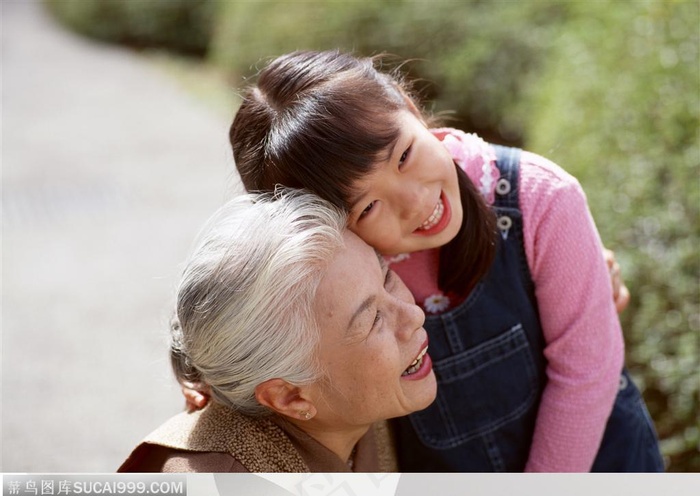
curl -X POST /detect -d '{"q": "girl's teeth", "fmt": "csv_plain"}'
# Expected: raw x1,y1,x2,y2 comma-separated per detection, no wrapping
418,201,444,230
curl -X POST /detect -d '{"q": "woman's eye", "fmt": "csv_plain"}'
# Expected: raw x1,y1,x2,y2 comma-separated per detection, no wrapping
360,201,375,218
371,311,382,330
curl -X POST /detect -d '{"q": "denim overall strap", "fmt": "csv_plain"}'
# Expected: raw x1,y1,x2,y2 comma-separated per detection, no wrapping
392,145,548,472
484,148,664,472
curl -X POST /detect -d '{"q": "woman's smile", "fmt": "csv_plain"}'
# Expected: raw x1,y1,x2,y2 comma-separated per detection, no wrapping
402,341,433,379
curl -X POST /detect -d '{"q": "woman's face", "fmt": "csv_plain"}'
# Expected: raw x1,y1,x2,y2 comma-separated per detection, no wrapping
309,230,437,429
346,109,463,255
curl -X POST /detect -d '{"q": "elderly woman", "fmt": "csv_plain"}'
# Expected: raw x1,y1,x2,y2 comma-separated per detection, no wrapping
119,189,437,472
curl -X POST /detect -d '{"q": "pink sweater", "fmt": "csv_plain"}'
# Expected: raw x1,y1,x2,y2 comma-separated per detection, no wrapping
388,128,624,472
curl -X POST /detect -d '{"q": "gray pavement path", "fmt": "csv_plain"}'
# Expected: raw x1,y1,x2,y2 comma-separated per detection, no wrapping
2,0,242,472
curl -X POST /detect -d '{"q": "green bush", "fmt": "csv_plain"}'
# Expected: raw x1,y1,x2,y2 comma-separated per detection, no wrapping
209,0,560,145
45,0,215,56
525,0,699,471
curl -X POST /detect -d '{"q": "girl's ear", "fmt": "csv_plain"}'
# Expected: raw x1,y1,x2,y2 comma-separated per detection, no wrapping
254,379,317,421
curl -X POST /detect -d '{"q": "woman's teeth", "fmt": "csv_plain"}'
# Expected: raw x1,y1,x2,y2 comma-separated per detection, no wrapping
418,200,444,231
402,347,428,376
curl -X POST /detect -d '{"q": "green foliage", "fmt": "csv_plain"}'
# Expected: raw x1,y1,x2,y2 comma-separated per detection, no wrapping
526,0,699,471
209,0,560,145
44,0,215,56
210,1,386,76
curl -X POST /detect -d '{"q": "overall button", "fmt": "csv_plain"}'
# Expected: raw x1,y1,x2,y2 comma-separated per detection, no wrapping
497,215,513,231
619,374,628,391
496,178,512,196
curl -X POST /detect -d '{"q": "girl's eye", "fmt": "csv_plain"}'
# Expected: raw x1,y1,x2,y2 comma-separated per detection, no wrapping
399,147,411,167
359,201,375,219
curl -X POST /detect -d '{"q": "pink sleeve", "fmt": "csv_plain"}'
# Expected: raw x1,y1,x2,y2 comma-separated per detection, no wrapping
518,151,624,472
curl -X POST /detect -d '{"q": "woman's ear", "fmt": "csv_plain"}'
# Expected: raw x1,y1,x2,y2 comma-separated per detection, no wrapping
255,379,317,421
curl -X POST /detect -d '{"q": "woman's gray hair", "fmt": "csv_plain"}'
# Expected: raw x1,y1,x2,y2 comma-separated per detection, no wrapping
170,188,347,415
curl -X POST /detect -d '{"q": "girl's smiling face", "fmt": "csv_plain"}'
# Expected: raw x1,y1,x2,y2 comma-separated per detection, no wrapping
347,110,463,256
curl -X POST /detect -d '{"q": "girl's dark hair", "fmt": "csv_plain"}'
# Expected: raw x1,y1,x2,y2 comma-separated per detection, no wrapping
441,166,497,294
230,50,496,296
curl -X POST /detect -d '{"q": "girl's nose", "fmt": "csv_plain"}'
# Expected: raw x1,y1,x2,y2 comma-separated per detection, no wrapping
392,182,428,221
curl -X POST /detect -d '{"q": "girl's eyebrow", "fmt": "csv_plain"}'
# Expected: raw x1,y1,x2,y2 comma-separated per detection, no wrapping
346,186,369,213
382,138,400,163
346,137,403,212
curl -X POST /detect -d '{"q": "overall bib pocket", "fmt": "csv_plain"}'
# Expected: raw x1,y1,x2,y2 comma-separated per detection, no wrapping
410,324,540,450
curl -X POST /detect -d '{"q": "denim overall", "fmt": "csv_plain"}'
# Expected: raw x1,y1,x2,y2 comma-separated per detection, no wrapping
393,145,665,472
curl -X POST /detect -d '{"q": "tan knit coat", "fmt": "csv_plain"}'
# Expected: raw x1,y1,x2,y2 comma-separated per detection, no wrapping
119,402,397,473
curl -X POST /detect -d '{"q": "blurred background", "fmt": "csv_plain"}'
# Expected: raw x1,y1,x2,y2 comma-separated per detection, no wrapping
3,0,698,472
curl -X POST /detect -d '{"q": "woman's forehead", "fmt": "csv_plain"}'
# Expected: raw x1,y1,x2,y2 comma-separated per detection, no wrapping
341,229,376,259
322,230,382,292
314,230,384,340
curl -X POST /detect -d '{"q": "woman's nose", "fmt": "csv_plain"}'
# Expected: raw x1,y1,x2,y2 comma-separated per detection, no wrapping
394,296,426,340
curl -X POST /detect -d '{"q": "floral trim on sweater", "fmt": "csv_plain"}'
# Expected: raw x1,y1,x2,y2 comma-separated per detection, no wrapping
432,128,499,205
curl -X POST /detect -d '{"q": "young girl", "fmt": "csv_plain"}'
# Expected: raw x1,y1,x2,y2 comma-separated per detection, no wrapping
193,50,662,472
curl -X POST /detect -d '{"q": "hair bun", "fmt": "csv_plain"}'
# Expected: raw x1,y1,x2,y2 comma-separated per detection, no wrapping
169,314,202,384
